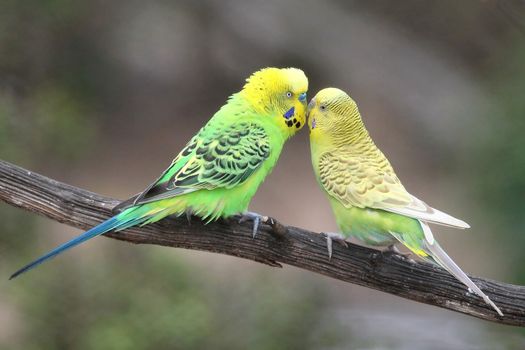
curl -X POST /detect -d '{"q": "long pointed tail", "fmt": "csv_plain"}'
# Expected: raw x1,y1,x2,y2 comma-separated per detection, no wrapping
10,206,154,280
420,221,503,316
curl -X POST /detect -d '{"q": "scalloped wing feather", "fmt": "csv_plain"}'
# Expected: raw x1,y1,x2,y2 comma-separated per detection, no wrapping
318,151,469,229
114,121,270,211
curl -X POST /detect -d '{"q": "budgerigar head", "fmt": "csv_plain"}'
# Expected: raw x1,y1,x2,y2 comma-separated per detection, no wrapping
241,67,308,136
307,87,363,144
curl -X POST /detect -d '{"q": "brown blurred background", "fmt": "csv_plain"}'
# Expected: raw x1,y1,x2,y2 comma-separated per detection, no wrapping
1,0,525,349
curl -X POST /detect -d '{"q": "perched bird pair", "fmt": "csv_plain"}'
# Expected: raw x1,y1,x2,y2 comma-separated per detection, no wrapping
10,67,503,316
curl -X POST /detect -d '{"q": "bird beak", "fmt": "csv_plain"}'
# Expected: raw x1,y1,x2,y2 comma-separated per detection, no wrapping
307,98,316,112
307,99,317,129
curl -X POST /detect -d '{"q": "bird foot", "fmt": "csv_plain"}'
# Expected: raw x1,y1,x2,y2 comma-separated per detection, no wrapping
239,212,269,238
385,244,411,257
383,244,415,261
321,232,348,260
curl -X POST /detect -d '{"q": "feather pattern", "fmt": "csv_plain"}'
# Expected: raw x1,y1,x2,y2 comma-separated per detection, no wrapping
121,122,271,208
309,87,501,315
318,150,469,229
11,67,309,279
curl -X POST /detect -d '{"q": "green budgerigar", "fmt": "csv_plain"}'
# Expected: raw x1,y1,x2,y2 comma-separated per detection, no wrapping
11,67,308,279
308,87,503,316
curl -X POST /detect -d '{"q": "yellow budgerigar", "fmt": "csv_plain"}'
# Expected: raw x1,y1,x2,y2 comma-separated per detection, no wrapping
308,87,503,316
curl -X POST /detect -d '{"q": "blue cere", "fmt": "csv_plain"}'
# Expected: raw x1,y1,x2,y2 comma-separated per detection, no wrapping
299,92,307,102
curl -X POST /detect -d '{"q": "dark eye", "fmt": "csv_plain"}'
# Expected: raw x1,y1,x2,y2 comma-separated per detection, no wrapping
286,91,293,98
320,105,327,111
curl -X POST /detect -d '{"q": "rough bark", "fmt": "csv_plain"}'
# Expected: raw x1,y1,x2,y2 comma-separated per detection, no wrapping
1,159,524,326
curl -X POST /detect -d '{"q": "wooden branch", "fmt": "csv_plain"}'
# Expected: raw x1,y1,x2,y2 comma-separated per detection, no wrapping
1,159,524,326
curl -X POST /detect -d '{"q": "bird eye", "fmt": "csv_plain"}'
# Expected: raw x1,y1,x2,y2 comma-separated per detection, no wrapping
320,105,327,111
286,91,293,98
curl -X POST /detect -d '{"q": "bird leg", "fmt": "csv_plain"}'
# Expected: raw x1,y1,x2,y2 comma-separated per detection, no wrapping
239,212,269,238
386,244,403,255
321,232,348,260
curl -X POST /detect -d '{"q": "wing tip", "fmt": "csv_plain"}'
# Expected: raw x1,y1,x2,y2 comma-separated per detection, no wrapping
112,194,140,214
429,207,471,229
452,218,470,229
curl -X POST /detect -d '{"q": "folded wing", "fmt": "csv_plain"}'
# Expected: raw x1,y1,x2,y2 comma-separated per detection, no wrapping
114,121,270,212
318,151,469,229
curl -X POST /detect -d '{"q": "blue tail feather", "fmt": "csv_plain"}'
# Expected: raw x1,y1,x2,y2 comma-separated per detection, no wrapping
10,208,146,280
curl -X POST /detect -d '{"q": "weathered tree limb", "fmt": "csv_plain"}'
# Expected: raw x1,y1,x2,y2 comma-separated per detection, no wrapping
1,159,524,326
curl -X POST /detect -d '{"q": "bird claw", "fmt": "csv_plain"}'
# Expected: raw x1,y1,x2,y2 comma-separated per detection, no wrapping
384,244,412,259
239,212,269,238
321,232,348,260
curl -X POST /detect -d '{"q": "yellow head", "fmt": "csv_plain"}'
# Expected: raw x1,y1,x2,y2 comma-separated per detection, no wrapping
307,87,366,146
241,67,308,136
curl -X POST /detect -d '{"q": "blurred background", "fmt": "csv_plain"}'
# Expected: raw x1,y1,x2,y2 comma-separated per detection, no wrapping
1,0,525,349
